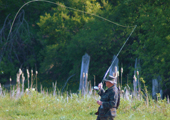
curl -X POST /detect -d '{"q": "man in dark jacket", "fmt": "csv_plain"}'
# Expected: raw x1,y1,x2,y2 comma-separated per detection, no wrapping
96,75,118,120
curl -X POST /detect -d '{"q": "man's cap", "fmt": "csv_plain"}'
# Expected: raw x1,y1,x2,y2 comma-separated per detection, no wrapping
103,75,117,84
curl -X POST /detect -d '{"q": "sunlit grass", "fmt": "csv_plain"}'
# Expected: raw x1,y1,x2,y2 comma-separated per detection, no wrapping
0,91,169,120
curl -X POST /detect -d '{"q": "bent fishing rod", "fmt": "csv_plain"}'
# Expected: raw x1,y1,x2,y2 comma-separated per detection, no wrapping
94,25,137,90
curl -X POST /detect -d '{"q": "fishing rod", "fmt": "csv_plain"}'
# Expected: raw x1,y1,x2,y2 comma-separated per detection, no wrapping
94,25,137,90
102,25,137,80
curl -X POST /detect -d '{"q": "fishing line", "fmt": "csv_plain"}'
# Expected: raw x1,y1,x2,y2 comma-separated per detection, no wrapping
8,0,135,40
7,0,137,82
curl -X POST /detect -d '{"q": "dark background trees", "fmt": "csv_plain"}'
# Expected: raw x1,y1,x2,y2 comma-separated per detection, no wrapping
0,0,170,92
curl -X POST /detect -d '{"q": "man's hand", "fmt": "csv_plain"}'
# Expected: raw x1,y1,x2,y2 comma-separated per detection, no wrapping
97,100,103,105
98,83,103,90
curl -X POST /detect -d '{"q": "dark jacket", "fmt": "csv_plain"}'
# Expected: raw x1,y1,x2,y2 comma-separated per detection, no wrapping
98,84,118,117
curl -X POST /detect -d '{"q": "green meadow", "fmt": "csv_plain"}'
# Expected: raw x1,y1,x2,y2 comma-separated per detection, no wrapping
0,91,169,120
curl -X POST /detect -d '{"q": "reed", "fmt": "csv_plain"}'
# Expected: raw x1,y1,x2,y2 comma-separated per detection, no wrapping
0,68,169,119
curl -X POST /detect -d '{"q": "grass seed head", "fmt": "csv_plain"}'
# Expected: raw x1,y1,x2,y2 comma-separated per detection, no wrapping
121,67,123,73
10,77,12,82
137,71,139,76
133,75,137,82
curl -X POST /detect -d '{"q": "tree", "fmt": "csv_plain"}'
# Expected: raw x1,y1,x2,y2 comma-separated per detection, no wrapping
37,0,136,90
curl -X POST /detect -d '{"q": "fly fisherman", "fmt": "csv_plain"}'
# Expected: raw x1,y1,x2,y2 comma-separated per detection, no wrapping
96,75,119,120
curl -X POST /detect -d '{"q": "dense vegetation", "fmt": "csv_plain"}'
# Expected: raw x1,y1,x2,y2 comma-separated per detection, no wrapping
0,0,170,92
0,91,169,120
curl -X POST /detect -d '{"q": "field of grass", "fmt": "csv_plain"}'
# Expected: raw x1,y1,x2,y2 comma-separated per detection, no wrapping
0,90,170,120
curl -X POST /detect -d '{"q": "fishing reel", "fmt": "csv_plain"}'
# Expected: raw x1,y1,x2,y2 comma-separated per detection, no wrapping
93,86,99,90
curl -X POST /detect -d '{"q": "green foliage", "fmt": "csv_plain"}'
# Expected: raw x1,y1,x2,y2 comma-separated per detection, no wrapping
36,0,136,90
136,1,170,88
37,0,105,89
1,0,170,91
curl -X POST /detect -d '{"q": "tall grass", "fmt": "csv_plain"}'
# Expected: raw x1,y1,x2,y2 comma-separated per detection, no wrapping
0,90,170,120
0,68,169,120
0,91,99,120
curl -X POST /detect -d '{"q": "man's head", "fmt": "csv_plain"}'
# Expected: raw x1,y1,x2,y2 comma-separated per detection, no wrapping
103,75,117,88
